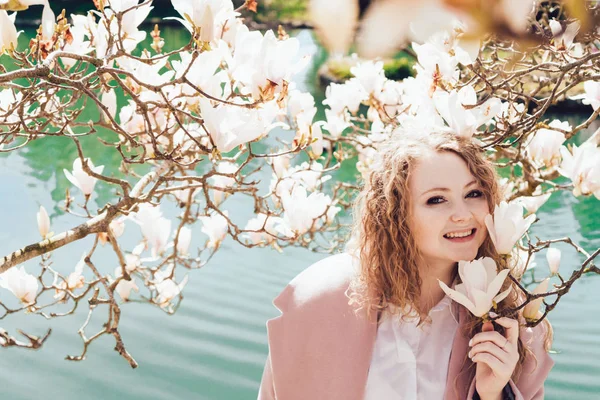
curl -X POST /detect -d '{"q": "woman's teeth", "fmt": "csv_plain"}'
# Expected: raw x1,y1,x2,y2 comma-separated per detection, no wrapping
444,229,474,238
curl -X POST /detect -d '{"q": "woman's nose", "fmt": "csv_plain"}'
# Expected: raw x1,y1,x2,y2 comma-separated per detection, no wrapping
450,201,473,223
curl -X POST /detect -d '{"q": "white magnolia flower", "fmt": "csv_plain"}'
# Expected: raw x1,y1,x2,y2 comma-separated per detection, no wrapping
243,213,282,245
582,81,600,111
501,0,537,34
550,20,580,52
101,88,117,123
496,102,526,131
433,85,501,138
517,193,552,214
0,88,22,124
485,201,536,255
114,267,139,302
282,161,330,192
323,80,368,115
130,204,172,257
439,257,512,318
60,14,94,69
309,121,325,158
54,252,86,301
63,157,105,196
173,49,227,104
176,227,192,256
170,0,235,42
558,143,600,199
0,11,18,53
350,61,387,95
546,247,561,276
109,218,125,238
199,211,229,249
155,275,189,309
280,185,332,236
323,109,351,139
36,205,50,239
356,0,457,59
522,278,549,321
309,0,359,57
0,266,38,305
209,161,238,206
199,98,270,153
288,90,316,124
525,120,568,167
413,41,459,95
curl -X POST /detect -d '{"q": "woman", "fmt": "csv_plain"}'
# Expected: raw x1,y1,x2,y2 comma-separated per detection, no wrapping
258,130,554,400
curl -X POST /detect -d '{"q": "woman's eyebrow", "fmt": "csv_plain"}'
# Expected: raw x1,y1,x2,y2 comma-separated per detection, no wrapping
420,180,478,196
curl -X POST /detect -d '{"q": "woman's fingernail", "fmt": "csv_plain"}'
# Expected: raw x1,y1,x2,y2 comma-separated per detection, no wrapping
468,351,472,358
469,339,473,346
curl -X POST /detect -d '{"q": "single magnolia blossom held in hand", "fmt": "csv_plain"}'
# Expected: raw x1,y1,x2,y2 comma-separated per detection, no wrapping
63,157,105,196
522,278,550,321
546,247,561,275
0,266,39,306
485,201,536,255
36,205,50,238
439,257,512,318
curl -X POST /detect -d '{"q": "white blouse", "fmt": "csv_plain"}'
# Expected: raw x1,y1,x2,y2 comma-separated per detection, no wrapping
364,295,460,400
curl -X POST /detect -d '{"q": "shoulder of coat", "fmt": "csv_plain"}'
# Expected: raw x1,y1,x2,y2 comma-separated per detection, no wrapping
273,252,360,313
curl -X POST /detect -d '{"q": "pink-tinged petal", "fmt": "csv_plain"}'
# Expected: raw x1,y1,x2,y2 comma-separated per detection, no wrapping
493,287,512,305
63,168,81,191
487,268,510,300
462,259,488,293
484,213,498,250
480,257,498,286
546,247,561,275
470,288,493,317
522,278,549,320
439,279,476,314
512,212,536,245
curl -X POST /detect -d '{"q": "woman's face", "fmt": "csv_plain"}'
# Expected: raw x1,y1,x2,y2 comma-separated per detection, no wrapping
408,151,490,269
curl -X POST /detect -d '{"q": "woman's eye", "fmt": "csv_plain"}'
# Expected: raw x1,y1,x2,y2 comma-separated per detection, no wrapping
427,196,445,205
467,190,484,198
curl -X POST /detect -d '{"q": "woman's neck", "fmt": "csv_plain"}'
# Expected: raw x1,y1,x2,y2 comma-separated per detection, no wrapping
418,261,457,314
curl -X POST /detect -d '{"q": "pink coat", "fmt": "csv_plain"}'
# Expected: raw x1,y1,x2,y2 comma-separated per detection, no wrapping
258,253,554,400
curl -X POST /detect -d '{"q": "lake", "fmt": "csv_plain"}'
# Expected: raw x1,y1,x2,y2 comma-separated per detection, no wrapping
0,28,599,399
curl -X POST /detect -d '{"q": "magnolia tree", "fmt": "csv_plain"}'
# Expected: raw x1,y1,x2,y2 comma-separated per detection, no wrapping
0,0,598,367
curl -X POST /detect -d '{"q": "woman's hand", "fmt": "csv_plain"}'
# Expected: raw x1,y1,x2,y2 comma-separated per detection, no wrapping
469,317,520,400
